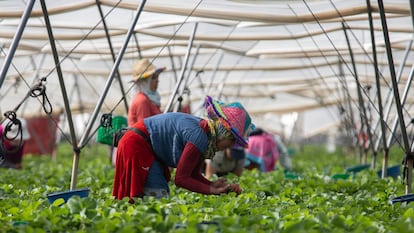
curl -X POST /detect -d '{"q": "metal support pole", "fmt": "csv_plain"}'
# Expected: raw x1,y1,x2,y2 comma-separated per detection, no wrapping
409,0,414,30
386,66,414,148
78,0,147,149
338,60,358,155
174,44,201,112
133,33,143,59
0,0,36,89
377,0,412,193
206,53,224,96
167,46,179,82
164,22,198,113
342,22,376,166
74,0,147,189
40,0,80,189
192,52,225,115
373,40,412,153
96,0,129,113
366,0,389,178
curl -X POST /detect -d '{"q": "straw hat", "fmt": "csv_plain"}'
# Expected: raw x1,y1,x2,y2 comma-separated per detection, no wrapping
132,58,166,82
205,95,254,148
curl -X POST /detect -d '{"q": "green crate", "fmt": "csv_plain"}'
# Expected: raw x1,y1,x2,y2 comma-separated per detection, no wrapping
97,115,127,146
284,170,300,179
331,173,351,180
377,165,400,179
346,164,370,173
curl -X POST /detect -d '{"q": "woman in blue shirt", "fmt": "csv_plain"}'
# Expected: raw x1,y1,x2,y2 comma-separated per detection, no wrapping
113,96,254,202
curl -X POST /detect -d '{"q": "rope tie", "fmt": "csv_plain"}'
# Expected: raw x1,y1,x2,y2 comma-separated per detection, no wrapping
0,111,24,160
30,77,52,114
100,113,113,133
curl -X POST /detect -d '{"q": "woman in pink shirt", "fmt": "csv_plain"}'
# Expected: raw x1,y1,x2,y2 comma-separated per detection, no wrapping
245,128,279,172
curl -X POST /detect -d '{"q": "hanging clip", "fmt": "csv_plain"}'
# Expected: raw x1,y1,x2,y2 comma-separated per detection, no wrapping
100,113,113,133
30,77,53,114
1,111,24,154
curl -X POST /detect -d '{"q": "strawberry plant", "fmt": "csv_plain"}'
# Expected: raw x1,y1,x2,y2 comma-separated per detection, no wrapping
0,143,412,232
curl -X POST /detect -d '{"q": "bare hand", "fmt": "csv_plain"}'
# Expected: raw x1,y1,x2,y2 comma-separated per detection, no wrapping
211,178,228,188
210,184,231,195
209,178,230,194
210,180,242,195
228,183,242,194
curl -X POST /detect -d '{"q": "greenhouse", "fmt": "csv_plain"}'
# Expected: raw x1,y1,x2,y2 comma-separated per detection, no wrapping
1,0,414,232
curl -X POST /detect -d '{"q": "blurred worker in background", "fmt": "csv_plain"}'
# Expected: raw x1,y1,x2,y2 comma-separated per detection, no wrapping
111,58,166,166
245,127,292,172
273,132,292,171
204,146,246,179
127,58,166,126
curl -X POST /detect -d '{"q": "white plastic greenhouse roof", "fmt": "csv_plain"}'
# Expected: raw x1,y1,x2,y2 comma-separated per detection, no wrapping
1,0,414,138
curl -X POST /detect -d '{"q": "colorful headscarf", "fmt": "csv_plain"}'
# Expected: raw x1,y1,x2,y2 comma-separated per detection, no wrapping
205,95,254,148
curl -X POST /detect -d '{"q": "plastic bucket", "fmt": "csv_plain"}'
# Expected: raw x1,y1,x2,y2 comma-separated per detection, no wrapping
391,194,414,204
47,188,90,204
377,165,400,178
346,164,370,173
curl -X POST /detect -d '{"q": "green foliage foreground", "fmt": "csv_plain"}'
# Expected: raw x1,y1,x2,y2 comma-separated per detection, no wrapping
1,143,414,232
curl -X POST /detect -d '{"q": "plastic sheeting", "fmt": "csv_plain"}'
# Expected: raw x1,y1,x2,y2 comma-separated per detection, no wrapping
0,0,413,140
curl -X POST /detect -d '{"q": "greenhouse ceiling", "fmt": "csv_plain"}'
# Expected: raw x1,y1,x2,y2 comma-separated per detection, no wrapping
0,0,414,138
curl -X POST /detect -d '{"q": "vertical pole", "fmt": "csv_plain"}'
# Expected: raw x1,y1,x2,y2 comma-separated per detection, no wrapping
386,66,414,151
78,0,148,150
96,0,129,113
73,0,147,190
372,40,412,153
164,22,198,113
167,46,179,82
366,0,389,177
342,22,376,166
0,0,36,89
40,0,80,189
338,59,359,158
377,0,412,193
174,44,201,112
